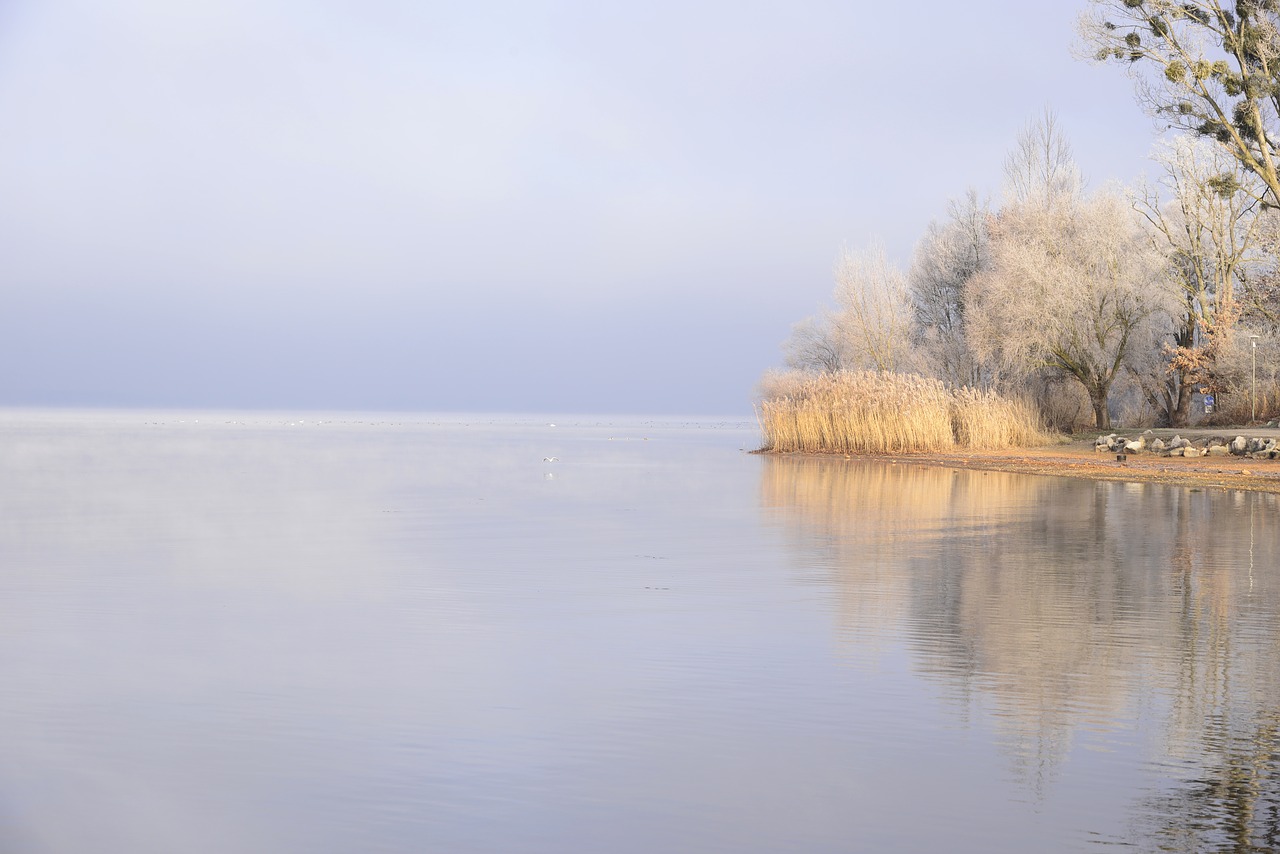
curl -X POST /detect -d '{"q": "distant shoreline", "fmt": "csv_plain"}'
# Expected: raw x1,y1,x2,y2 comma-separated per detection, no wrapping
759,430,1280,495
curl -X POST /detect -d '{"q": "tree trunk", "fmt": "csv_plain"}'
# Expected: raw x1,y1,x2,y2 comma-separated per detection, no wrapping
1089,385,1111,430
1171,371,1194,428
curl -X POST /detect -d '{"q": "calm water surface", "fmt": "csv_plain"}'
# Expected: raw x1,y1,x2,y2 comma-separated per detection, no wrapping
2,410,1278,853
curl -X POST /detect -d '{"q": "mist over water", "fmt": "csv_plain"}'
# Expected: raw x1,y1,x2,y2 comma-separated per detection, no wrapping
2,411,1278,853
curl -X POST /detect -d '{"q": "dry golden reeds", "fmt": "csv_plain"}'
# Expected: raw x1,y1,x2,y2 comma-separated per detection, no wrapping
757,370,1054,454
949,386,1052,450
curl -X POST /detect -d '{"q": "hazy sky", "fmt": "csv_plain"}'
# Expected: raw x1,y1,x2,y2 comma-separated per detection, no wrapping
0,1,1163,414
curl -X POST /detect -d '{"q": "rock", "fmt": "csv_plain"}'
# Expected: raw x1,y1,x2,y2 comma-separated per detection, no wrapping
1169,436,1189,450
1252,450,1273,460
1124,438,1144,453
1168,447,1185,457
1183,447,1201,458
1208,445,1230,456
1231,436,1248,455
1151,438,1166,452
1094,435,1112,451
1207,435,1228,448
1246,437,1264,453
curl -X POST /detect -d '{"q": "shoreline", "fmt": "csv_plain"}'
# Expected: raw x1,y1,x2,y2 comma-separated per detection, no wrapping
760,432,1280,494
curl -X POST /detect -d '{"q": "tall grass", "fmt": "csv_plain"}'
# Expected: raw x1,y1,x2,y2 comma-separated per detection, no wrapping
949,386,1053,449
758,370,1054,454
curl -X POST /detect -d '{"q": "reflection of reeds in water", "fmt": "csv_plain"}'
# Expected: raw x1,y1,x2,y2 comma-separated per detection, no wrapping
763,456,1149,784
766,453,1280,831
761,454,1048,544
757,371,1052,454
761,456,1055,670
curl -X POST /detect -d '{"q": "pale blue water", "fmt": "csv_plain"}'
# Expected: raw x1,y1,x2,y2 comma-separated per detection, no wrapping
1,410,1277,853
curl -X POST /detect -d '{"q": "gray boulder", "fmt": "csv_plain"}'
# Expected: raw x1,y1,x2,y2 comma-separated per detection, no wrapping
1231,436,1248,455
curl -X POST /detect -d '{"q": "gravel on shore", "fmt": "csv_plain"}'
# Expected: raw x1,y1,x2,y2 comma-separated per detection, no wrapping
885,434,1280,494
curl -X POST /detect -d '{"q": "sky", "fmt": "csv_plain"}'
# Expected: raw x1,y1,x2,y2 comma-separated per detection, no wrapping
0,0,1165,415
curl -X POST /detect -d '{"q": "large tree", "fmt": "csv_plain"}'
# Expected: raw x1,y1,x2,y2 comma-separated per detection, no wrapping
968,189,1178,429
1080,0,1280,207
1133,135,1265,424
907,189,992,388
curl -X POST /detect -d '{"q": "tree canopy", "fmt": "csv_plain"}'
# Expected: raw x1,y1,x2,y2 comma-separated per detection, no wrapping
1081,0,1280,206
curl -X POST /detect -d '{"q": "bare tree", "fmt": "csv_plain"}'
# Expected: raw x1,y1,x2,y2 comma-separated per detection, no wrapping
908,189,992,387
968,189,1179,429
782,241,915,375
831,241,915,374
783,313,847,373
1003,108,1083,209
1133,135,1266,424
1242,209,1280,330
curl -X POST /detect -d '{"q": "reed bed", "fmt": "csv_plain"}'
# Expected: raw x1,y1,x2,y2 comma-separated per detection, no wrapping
949,386,1053,450
758,370,1054,454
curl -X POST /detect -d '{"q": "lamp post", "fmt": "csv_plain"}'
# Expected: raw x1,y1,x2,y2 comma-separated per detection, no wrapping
1250,334,1260,423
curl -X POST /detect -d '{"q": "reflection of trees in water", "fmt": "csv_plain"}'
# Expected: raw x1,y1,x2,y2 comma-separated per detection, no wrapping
761,457,1280,841
1143,713,1280,853
759,457,1053,662
1139,490,1280,852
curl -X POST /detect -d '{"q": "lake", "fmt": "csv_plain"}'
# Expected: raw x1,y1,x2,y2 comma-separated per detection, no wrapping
1,411,1277,853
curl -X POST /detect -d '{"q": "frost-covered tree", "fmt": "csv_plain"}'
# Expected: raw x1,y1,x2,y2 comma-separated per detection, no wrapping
1079,0,1280,207
1242,208,1280,329
969,189,1179,429
1133,135,1266,424
783,241,914,374
908,190,992,387
830,242,915,373
783,313,848,373
1003,109,1083,209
